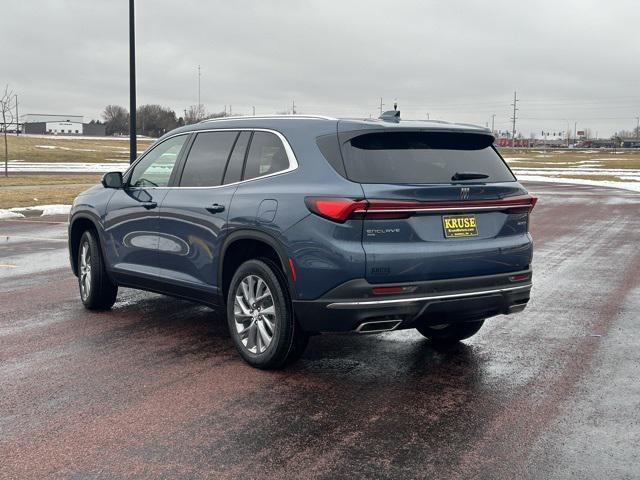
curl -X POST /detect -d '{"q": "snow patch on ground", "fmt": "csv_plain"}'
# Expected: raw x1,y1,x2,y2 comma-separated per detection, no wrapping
0,210,25,219
518,175,640,193
1,204,72,219
6,161,129,173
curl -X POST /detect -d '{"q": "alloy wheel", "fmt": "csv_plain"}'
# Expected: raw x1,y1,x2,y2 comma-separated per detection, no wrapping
233,274,276,354
79,241,92,300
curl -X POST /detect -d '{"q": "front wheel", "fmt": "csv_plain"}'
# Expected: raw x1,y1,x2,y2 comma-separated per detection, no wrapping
416,320,485,344
77,230,118,310
226,258,308,369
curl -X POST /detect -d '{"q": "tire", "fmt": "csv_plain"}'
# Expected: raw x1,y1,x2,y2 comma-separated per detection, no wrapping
416,320,485,344
226,258,308,369
77,230,118,310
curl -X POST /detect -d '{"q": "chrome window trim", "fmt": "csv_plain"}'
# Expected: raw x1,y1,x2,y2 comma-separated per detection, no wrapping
124,128,299,190
326,284,531,309
198,114,336,124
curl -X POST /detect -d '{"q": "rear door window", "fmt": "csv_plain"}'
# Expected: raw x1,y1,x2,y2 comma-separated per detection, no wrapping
340,131,515,184
179,131,238,187
243,132,289,180
223,131,251,185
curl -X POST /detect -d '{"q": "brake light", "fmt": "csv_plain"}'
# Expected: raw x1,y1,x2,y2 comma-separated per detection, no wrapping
305,195,538,222
305,197,367,222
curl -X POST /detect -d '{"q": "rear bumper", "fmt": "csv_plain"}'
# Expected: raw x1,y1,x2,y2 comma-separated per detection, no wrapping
293,270,532,333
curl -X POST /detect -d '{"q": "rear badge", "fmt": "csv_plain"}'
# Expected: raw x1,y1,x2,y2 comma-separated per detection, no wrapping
442,215,478,238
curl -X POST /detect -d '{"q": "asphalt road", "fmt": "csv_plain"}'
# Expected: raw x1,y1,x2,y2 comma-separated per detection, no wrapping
1,182,639,479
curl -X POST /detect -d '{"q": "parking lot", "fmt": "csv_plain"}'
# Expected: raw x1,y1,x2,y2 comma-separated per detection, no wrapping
1,182,639,479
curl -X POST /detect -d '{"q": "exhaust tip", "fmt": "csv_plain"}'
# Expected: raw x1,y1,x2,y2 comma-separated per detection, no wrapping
355,319,403,334
506,302,528,314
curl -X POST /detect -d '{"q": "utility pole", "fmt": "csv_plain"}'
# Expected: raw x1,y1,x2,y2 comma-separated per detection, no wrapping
510,91,518,147
291,100,296,115
229,105,232,116
252,106,256,116
379,98,384,116
491,114,495,134
426,112,430,120
636,116,639,140
129,0,137,163
15,94,18,136
197,65,201,109
574,121,577,146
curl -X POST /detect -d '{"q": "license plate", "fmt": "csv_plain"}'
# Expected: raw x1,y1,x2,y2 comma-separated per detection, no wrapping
442,215,478,238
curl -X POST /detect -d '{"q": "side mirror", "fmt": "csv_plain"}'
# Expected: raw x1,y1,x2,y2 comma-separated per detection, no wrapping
101,171,123,189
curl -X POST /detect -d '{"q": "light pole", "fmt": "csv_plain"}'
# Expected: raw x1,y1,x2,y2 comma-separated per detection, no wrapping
129,0,137,163
14,94,18,136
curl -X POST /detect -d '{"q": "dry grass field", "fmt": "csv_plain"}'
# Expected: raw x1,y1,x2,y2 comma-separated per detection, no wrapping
1,135,153,163
0,174,100,208
500,148,640,169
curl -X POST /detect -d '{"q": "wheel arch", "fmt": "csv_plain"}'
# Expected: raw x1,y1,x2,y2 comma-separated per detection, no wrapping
219,229,296,303
68,213,105,276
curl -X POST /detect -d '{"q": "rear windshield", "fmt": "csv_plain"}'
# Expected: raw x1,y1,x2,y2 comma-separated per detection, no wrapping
340,131,515,184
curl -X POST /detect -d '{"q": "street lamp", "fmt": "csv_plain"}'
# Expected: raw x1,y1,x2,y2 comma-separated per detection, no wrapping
129,0,137,163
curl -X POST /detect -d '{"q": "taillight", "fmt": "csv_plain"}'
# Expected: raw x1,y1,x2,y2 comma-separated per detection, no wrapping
304,197,367,223
305,195,538,222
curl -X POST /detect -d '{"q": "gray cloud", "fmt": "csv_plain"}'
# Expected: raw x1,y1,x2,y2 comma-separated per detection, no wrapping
4,0,640,136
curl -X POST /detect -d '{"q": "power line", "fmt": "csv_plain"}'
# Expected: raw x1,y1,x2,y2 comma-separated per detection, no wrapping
197,65,201,108
510,91,518,146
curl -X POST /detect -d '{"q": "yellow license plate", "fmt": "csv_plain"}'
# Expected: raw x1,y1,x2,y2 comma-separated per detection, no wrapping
442,215,478,238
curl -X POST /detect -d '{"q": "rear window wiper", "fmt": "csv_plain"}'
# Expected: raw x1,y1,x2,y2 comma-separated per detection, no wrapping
451,172,490,181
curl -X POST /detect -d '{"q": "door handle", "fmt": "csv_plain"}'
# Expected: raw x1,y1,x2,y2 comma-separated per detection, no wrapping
141,201,157,210
206,203,225,214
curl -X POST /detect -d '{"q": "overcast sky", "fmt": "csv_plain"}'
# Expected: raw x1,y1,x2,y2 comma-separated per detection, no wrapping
4,0,639,137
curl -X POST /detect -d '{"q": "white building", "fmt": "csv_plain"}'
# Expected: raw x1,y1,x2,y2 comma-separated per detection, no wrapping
22,114,84,135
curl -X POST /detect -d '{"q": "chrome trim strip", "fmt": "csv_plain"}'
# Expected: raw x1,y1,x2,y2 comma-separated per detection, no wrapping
354,204,531,214
125,128,299,190
327,284,531,309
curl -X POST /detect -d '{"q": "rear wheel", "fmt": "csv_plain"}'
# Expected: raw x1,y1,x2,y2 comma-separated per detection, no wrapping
226,258,308,369
77,230,118,310
416,320,484,344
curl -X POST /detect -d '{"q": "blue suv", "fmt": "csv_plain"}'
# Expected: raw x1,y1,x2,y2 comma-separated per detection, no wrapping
69,114,535,369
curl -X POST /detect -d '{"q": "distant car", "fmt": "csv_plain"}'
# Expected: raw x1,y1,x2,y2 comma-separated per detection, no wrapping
68,114,535,369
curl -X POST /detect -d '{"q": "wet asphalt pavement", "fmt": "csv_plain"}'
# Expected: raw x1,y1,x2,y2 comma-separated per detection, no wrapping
1,182,639,479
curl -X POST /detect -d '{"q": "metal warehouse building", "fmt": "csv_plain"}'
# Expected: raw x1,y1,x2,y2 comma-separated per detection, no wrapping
21,114,106,136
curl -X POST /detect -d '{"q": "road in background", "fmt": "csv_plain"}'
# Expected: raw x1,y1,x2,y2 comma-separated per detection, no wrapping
1,182,639,479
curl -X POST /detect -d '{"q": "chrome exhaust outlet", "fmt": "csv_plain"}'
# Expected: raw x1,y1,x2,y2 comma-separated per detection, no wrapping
507,302,528,314
355,319,403,334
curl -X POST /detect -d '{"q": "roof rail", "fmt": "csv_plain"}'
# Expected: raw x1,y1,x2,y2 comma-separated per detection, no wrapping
198,114,337,124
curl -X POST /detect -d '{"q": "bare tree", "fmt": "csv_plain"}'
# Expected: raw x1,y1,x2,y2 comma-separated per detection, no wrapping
102,105,129,136
184,104,207,124
1,85,16,177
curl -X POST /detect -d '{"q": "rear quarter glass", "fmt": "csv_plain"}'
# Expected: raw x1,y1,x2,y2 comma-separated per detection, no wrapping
336,131,515,184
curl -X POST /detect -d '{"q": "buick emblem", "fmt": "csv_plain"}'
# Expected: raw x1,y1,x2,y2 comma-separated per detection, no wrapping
460,187,470,200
